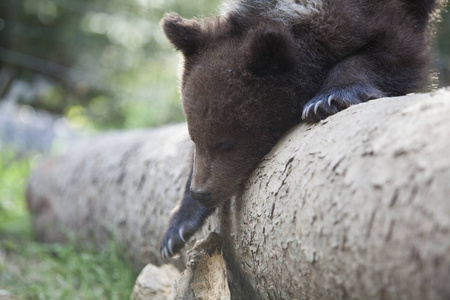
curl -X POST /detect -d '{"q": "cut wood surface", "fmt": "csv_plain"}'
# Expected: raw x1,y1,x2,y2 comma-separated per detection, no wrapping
27,89,450,299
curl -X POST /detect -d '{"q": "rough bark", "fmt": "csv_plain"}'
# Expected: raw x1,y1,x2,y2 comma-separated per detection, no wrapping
27,90,450,299
222,89,450,300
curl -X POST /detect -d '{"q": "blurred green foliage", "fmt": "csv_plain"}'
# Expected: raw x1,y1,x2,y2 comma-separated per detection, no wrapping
0,150,136,299
0,149,32,236
0,0,220,130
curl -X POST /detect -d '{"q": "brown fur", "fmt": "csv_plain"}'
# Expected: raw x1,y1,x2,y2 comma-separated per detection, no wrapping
160,0,446,259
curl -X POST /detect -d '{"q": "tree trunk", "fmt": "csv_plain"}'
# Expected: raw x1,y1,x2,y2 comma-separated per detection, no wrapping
26,125,195,271
27,90,450,299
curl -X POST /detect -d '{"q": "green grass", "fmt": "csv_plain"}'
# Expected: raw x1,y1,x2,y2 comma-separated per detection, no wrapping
0,150,136,299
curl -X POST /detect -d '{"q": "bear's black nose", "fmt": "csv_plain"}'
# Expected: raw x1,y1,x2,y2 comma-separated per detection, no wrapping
190,189,211,206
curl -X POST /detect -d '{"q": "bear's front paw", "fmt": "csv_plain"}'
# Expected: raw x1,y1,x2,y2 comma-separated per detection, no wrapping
301,84,385,122
160,206,214,262
160,216,197,262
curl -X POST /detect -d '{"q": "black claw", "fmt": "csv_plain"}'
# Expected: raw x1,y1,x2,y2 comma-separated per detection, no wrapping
161,204,215,260
302,84,385,123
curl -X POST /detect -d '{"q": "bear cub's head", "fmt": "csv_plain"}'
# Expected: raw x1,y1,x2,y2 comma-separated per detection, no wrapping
162,13,302,207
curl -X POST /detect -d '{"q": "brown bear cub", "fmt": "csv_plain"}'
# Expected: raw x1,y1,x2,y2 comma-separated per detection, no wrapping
160,0,444,260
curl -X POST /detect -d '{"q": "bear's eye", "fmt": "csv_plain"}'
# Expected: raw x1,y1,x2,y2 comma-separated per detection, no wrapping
217,141,234,151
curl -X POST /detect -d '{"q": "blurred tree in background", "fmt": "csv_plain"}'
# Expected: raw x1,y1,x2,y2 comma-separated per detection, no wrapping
0,0,220,130
0,0,448,131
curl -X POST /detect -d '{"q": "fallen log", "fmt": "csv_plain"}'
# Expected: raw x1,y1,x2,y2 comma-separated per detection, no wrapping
26,125,194,270
27,89,450,299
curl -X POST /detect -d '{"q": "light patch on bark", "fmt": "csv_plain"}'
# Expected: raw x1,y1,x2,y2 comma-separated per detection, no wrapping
131,264,180,300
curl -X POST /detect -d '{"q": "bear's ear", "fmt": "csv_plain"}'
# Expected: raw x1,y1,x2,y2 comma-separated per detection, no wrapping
161,13,203,56
244,24,296,75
